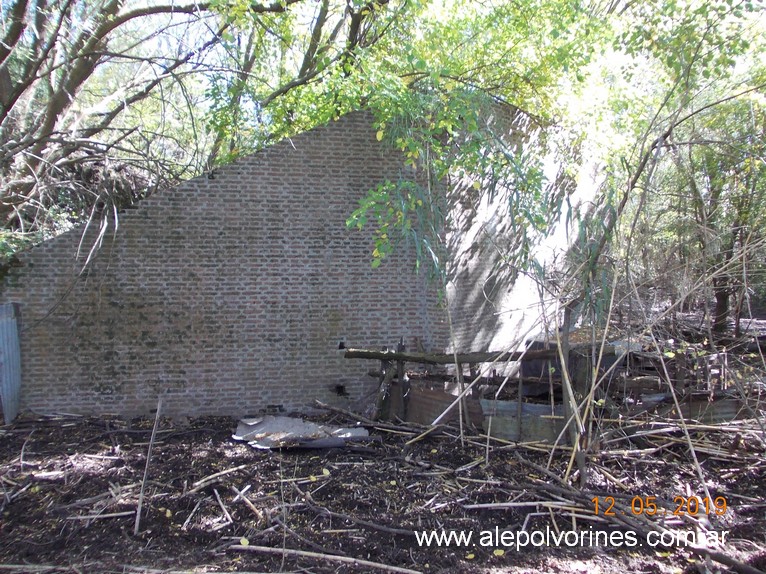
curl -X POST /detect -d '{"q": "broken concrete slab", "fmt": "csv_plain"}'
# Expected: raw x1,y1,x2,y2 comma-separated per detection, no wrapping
233,415,369,449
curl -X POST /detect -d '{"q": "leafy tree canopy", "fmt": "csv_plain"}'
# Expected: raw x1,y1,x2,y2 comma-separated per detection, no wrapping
1,0,764,328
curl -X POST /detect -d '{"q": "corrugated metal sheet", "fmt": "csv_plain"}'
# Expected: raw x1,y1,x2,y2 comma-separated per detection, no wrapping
0,303,21,423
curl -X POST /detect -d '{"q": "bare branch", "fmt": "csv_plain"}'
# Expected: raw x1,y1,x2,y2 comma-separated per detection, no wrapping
0,0,29,67
83,25,229,140
298,0,330,77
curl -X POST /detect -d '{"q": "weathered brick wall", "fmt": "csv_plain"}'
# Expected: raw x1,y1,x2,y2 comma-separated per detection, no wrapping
0,112,447,417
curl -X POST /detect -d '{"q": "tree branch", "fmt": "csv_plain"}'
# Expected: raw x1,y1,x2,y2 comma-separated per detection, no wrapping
0,0,29,67
298,0,329,77
82,26,229,140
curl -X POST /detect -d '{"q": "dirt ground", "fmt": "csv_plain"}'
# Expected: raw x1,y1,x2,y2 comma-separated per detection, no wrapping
1,411,764,574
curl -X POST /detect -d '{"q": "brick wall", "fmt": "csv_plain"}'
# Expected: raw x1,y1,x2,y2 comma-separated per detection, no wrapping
0,112,447,417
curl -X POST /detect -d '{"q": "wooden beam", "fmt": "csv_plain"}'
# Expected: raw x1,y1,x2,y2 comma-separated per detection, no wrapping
344,345,615,365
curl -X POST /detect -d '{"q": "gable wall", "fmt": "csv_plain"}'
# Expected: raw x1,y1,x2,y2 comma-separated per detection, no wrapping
444,107,578,358
0,112,447,417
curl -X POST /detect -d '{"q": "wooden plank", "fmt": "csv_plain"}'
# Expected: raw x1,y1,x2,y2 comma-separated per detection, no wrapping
344,345,615,365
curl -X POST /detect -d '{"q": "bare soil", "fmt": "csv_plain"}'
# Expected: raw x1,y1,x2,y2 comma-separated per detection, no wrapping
0,412,764,574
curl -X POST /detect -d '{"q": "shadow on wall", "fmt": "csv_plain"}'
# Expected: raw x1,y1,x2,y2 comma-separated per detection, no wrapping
446,179,515,351
443,107,575,353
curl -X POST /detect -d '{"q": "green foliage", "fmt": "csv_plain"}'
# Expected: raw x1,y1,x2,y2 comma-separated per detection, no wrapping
550,0,766,330
4,0,763,343
618,0,757,84
348,179,434,270
347,80,568,281
340,0,601,279
0,231,34,261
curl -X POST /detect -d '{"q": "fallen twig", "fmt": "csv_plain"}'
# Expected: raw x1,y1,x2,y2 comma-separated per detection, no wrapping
182,497,206,530
66,511,135,520
57,482,140,510
229,544,422,574
18,429,35,469
314,400,379,425
272,516,343,556
264,474,331,485
134,396,163,535
314,400,423,433
296,485,414,537
0,566,63,572
213,488,233,524
231,485,263,523
404,424,445,446
8,483,30,501
514,453,569,486
187,464,249,495
231,484,251,502
688,546,766,574
463,500,576,510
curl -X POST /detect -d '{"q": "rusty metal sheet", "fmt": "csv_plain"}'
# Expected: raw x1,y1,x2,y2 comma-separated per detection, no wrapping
406,386,483,427
480,399,565,443
661,397,750,424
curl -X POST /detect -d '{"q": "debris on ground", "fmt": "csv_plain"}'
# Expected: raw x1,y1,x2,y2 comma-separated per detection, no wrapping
232,414,370,449
1,407,764,574
1,317,765,573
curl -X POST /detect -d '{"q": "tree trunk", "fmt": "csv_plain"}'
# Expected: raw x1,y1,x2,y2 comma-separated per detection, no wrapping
713,278,729,333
